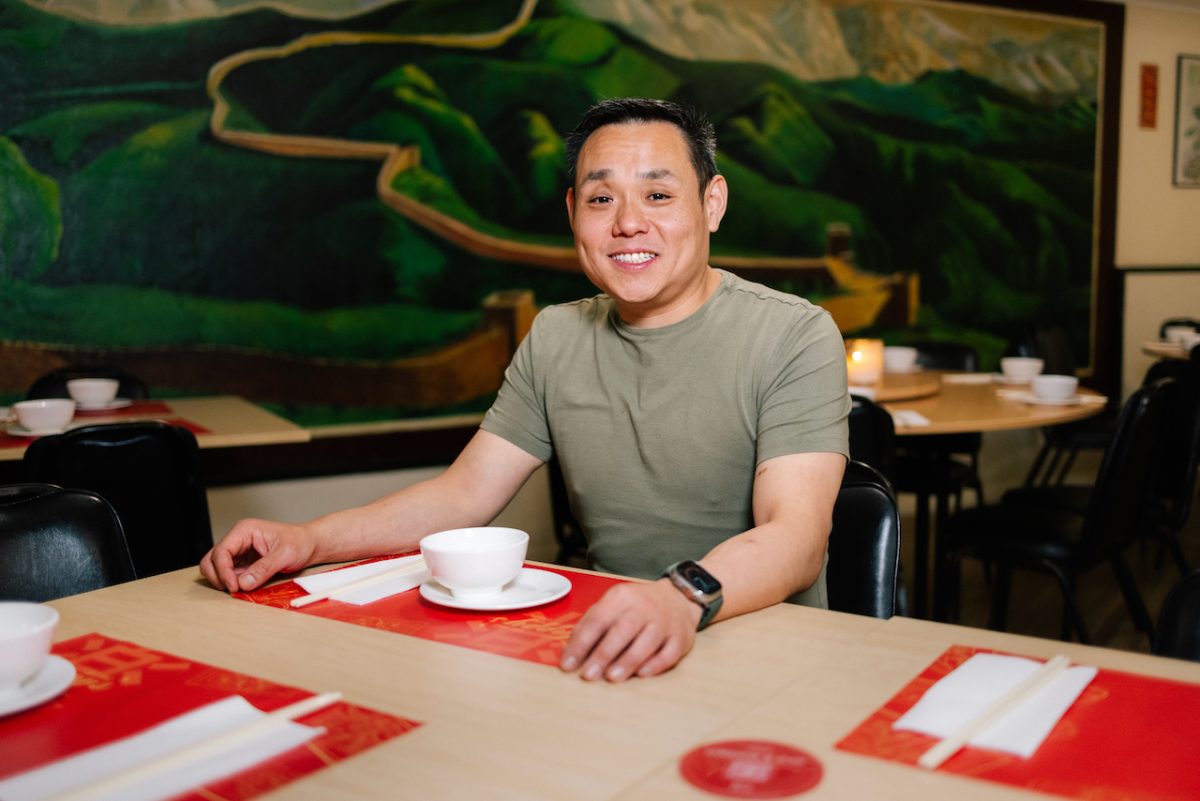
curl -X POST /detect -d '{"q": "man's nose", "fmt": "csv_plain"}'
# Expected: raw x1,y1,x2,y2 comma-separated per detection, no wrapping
611,201,649,237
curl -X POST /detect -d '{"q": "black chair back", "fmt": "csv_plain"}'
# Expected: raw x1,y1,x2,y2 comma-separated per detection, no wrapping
0,483,135,601
1082,378,1173,549
1143,360,1200,532
1154,570,1200,662
827,461,900,619
1022,325,1078,376
909,341,978,372
26,365,149,401
848,394,897,484
23,422,212,578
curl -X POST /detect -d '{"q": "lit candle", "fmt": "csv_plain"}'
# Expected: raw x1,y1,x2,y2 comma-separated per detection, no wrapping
846,338,884,385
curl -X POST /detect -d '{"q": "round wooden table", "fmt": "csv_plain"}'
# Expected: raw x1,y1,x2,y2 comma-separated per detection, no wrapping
851,370,942,402
1142,340,1192,360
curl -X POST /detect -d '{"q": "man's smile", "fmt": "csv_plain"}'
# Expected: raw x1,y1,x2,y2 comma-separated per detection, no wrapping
610,250,658,267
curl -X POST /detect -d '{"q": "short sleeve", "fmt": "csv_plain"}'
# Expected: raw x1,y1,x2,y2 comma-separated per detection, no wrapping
479,315,555,462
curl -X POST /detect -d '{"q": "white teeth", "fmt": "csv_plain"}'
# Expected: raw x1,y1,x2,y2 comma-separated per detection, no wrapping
611,252,655,264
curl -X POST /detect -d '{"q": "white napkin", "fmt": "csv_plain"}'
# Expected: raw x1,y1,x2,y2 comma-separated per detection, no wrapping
849,385,877,400
941,373,997,384
294,554,429,605
0,696,323,801
893,653,1097,758
890,409,931,427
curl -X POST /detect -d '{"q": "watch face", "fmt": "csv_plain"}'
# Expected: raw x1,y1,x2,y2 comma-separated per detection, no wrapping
678,561,721,594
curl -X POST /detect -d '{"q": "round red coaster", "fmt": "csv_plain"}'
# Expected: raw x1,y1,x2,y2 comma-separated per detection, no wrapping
679,739,823,798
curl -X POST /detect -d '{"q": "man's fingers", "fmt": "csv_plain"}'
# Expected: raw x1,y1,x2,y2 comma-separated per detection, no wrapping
603,624,666,682
578,616,642,681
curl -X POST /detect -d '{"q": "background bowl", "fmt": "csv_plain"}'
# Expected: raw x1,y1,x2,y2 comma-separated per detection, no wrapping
420,527,528,599
883,346,918,373
999,357,1044,383
13,399,75,432
0,602,59,693
1031,374,1079,400
67,378,120,406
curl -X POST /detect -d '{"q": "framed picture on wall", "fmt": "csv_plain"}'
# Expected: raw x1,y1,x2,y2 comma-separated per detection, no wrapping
1175,54,1200,187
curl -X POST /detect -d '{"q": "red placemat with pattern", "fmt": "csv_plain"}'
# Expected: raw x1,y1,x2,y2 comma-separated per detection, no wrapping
236,559,624,667
836,644,1200,801
0,633,419,801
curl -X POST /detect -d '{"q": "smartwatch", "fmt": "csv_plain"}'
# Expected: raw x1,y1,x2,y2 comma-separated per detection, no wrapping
663,560,723,631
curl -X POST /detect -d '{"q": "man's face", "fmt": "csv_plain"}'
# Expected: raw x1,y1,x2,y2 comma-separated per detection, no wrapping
566,121,727,328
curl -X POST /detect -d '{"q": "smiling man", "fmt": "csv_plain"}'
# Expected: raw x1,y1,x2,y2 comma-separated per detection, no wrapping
200,98,849,682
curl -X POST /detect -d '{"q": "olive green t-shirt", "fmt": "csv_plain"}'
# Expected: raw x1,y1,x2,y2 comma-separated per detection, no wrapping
481,270,849,606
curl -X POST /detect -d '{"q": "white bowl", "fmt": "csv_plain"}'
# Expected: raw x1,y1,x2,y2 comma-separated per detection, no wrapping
1164,325,1197,345
13,399,75,433
1000,357,1044,383
419,527,529,599
66,378,119,405
0,602,59,694
1031,374,1079,401
884,346,918,373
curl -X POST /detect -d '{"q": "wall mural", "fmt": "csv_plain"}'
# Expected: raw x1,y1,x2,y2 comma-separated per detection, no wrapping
0,0,1118,426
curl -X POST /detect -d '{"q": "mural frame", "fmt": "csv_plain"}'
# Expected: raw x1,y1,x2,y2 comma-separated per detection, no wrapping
1174,53,1200,188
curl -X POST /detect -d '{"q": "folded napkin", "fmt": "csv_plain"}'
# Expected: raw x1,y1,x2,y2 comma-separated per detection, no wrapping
295,554,429,605
941,373,997,384
893,653,1097,758
0,696,323,801
889,409,931,427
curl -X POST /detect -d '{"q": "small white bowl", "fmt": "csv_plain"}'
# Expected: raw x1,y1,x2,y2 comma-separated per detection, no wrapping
67,378,119,406
419,527,529,599
0,602,59,694
1000,357,1044,383
1164,325,1197,345
1031,374,1079,401
884,346,918,373
12,399,75,433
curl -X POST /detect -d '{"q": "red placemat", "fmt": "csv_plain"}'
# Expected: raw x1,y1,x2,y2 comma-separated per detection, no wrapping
0,633,420,800
236,560,625,667
836,644,1200,801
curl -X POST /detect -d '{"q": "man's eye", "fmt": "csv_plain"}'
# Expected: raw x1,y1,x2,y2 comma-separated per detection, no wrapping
588,195,612,204
648,192,671,201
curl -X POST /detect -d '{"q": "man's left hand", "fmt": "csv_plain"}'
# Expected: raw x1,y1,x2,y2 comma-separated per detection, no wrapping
559,579,702,682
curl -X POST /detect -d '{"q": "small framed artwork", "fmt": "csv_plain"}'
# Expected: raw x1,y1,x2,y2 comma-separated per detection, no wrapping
1174,54,1200,187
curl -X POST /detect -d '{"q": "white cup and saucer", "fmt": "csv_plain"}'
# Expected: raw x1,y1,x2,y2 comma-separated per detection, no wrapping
996,357,1043,385
883,346,919,374
6,399,76,438
66,379,132,412
418,527,571,611
1024,374,1080,405
0,602,76,717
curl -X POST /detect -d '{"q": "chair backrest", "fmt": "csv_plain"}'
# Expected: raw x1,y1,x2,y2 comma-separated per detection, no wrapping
1083,377,1174,548
0,483,135,601
23,422,212,578
1143,359,1200,530
847,394,897,484
26,365,149,401
1154,570,1200,662
827,460,900,619
1023,325,1078,376
909,341,978,372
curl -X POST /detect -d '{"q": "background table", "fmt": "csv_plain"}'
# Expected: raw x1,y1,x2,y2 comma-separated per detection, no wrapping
34,567,1200,800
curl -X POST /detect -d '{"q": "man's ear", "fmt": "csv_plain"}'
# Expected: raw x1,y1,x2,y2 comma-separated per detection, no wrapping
565,187,576,231
704,175,728,233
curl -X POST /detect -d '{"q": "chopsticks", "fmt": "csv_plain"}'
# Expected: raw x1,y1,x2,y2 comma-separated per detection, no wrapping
289,557,427,608
917,654,1072,770
46,692,342,801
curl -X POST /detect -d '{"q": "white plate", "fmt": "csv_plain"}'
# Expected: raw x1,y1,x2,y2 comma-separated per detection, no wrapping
0,656,76,717
419,568,572,611
941,373,996,385
75,398,133,411
1005,391,1082,406
5,424,69,438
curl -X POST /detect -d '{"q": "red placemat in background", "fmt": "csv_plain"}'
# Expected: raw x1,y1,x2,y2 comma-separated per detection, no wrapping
236,560,624,667
836,644,1200,801
0,633,419,801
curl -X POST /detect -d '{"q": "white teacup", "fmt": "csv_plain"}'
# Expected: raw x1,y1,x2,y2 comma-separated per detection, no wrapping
1164,325,1197,345
1000,357,1044,383
12,399,75,433
419,527,529,599
67,378,119,406
0,602,59,695
884,346,918,373
1031,374,1079,401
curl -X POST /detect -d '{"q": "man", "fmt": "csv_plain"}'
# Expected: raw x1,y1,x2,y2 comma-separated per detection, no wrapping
201,97,849,682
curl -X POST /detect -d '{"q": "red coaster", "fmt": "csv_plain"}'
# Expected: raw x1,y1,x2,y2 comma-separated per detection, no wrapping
679,740,823,798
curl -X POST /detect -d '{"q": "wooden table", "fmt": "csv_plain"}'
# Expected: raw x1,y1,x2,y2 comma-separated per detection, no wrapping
0,396,310,462
852,370,942,402
26,567,1200,800
1142,340,1192,360
880,374,1108,620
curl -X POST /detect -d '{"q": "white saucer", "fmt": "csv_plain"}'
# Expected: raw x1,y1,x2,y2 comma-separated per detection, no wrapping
5,424,69,438
1007,391,1081,406
419,568,572,611
75,398,133,411
994,375,1035,385
0,656,76,717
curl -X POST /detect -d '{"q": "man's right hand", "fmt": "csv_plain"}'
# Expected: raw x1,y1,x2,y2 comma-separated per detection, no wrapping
199,519,318,593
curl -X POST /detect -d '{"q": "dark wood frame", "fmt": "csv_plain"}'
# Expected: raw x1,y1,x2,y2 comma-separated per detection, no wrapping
1174,53,1200,188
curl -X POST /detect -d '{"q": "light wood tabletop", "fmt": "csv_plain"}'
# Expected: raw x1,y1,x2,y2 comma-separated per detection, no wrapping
852,370,942,402
27,567,1200,800
1142,340,1193,361
0,396,310,462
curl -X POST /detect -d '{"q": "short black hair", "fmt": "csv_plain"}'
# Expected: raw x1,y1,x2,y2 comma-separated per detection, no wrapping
564,97,719,197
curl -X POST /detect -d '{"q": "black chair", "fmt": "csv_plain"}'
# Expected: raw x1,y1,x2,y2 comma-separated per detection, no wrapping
26,365,150,401
23,422,212,578
1154,570,1200,662
944,378,1175,645
827,461,901,619
848,394,897,485
0,483,135,601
